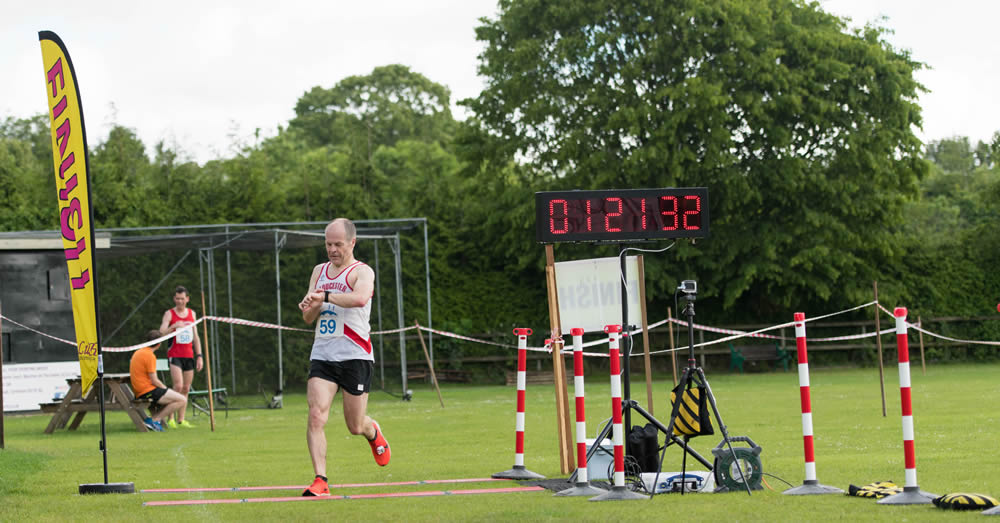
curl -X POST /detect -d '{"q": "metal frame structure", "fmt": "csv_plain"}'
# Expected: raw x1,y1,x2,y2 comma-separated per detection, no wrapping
0,219,432,395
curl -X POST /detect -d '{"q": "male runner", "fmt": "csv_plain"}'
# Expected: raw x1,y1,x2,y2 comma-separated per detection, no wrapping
298,218,390,497
158,285,202,428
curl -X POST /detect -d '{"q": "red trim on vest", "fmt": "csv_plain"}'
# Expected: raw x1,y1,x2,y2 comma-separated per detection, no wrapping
342,261,367,291
326,260,362,281
344,324,373,354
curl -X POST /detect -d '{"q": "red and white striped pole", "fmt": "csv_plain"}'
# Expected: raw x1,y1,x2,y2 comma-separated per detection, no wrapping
557,328,605,497
590,325,645,501
783,312,842,495
878,307,935,504
492,328,544,480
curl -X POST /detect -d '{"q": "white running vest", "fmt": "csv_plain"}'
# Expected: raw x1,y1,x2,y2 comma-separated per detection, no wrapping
309,261,373,362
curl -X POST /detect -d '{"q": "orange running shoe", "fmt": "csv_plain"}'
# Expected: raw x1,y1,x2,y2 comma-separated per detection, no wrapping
368,420,391,466
302,476,330,497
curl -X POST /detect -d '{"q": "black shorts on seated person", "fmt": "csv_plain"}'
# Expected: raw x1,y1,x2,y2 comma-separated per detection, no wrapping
139,387,168,405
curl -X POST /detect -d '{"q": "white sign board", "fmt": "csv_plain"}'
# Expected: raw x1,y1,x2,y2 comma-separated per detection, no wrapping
554,256,641,334
2,361,79,412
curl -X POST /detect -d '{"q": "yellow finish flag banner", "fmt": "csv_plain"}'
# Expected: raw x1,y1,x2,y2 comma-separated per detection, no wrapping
39,31,101,395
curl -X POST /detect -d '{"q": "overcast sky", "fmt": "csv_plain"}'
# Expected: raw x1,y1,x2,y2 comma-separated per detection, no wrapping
3,1,998,165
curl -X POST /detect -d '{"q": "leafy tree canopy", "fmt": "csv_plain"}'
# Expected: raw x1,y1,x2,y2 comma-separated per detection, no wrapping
465,0,929,316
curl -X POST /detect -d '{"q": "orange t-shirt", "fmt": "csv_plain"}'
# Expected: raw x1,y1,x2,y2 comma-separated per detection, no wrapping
130,347,157,396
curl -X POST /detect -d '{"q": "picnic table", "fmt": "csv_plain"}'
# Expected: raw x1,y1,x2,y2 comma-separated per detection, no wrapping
40,373,153,433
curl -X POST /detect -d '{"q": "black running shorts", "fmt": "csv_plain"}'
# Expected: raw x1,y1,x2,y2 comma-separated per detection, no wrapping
139,387,168,405
309,359,373,396
169,357,196,371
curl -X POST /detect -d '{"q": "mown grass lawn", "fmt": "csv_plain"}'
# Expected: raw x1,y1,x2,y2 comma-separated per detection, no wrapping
1,362,998,521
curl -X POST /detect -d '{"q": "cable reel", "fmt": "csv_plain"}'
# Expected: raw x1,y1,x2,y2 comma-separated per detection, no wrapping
711,436,763,493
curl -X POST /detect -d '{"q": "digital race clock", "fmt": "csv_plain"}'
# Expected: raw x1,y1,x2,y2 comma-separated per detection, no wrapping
535,188,709,243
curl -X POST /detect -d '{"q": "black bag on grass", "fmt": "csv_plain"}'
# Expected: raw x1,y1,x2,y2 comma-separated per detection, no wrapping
626,423,660,472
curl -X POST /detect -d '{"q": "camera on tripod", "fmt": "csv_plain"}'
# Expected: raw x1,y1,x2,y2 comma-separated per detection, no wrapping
678,280,697,299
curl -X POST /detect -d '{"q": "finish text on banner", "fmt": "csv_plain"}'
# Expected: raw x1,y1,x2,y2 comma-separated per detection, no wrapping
39,31,101,395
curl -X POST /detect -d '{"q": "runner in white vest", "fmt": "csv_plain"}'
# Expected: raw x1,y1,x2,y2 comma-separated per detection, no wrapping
297,218,390,497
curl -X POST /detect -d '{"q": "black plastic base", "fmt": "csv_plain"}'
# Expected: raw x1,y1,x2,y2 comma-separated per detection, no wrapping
79,482,135,495
876,486,936,505
589,485,648,501
555,482,607,497
492,465,544,480
783,480,844,495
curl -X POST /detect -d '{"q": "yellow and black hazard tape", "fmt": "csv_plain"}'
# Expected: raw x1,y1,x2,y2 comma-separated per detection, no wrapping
932,492,999,510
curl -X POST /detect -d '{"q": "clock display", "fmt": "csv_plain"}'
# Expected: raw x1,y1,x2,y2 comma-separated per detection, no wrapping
535,188,709,243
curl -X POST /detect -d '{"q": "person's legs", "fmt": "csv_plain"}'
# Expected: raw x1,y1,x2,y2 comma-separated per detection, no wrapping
168,362,184,423
178,368,194,423
306,377,339,477
344,391,390,466
342,392,374,438
152,389,187,423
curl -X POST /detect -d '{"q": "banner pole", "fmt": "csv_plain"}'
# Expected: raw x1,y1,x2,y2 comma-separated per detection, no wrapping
201,291,216,431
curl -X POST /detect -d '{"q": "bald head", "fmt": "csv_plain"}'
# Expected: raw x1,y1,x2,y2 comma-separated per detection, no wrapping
327,218,356,240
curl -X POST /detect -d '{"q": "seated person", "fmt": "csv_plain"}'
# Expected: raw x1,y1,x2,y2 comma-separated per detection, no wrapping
130,330,187,432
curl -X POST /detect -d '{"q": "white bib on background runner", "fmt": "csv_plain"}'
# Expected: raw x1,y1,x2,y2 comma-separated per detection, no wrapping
176,326,194,344
309,260,373,362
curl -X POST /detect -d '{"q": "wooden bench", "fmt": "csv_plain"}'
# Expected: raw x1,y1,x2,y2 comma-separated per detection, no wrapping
407,369,472,383
504,370,554,386
729,343,792,373
41,374,153,433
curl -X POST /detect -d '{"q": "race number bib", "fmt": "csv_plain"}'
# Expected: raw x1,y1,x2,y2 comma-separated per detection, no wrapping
176,325,194,344
315,305,344,338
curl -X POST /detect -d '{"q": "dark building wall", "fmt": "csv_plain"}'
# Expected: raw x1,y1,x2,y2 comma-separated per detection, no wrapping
1,251,77,363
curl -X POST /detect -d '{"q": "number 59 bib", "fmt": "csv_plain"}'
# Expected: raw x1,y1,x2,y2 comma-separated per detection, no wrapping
315,305,344,338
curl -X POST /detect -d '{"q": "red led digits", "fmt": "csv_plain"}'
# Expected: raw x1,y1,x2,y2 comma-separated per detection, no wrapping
660,196,678,230
550,199,568,234
683,195,701,230
535,188,708,242
605,197,622,232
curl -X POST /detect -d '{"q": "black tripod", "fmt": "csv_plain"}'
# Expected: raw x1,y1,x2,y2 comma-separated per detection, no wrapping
573,272,750,496
658,289,751,495
572,254,714,486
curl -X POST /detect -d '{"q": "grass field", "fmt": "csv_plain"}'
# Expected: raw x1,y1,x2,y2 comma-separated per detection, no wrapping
2,362,999,521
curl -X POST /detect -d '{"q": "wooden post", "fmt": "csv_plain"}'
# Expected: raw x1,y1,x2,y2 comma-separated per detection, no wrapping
544,244,574,475
415,322,444,408
667,307,678,386
873,282,887,417
1,301,5,448
637,256,654,416
917,315,926,375
200,292,216,431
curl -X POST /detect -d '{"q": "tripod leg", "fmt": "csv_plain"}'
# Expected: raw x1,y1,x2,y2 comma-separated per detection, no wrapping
696,368,752,496
680,436,689,495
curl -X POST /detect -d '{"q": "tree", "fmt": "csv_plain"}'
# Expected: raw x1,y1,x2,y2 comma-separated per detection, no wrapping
465,0,928,317
289,64,457,207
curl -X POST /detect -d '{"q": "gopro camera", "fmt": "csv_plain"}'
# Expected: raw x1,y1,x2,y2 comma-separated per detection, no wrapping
679,280,697,294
